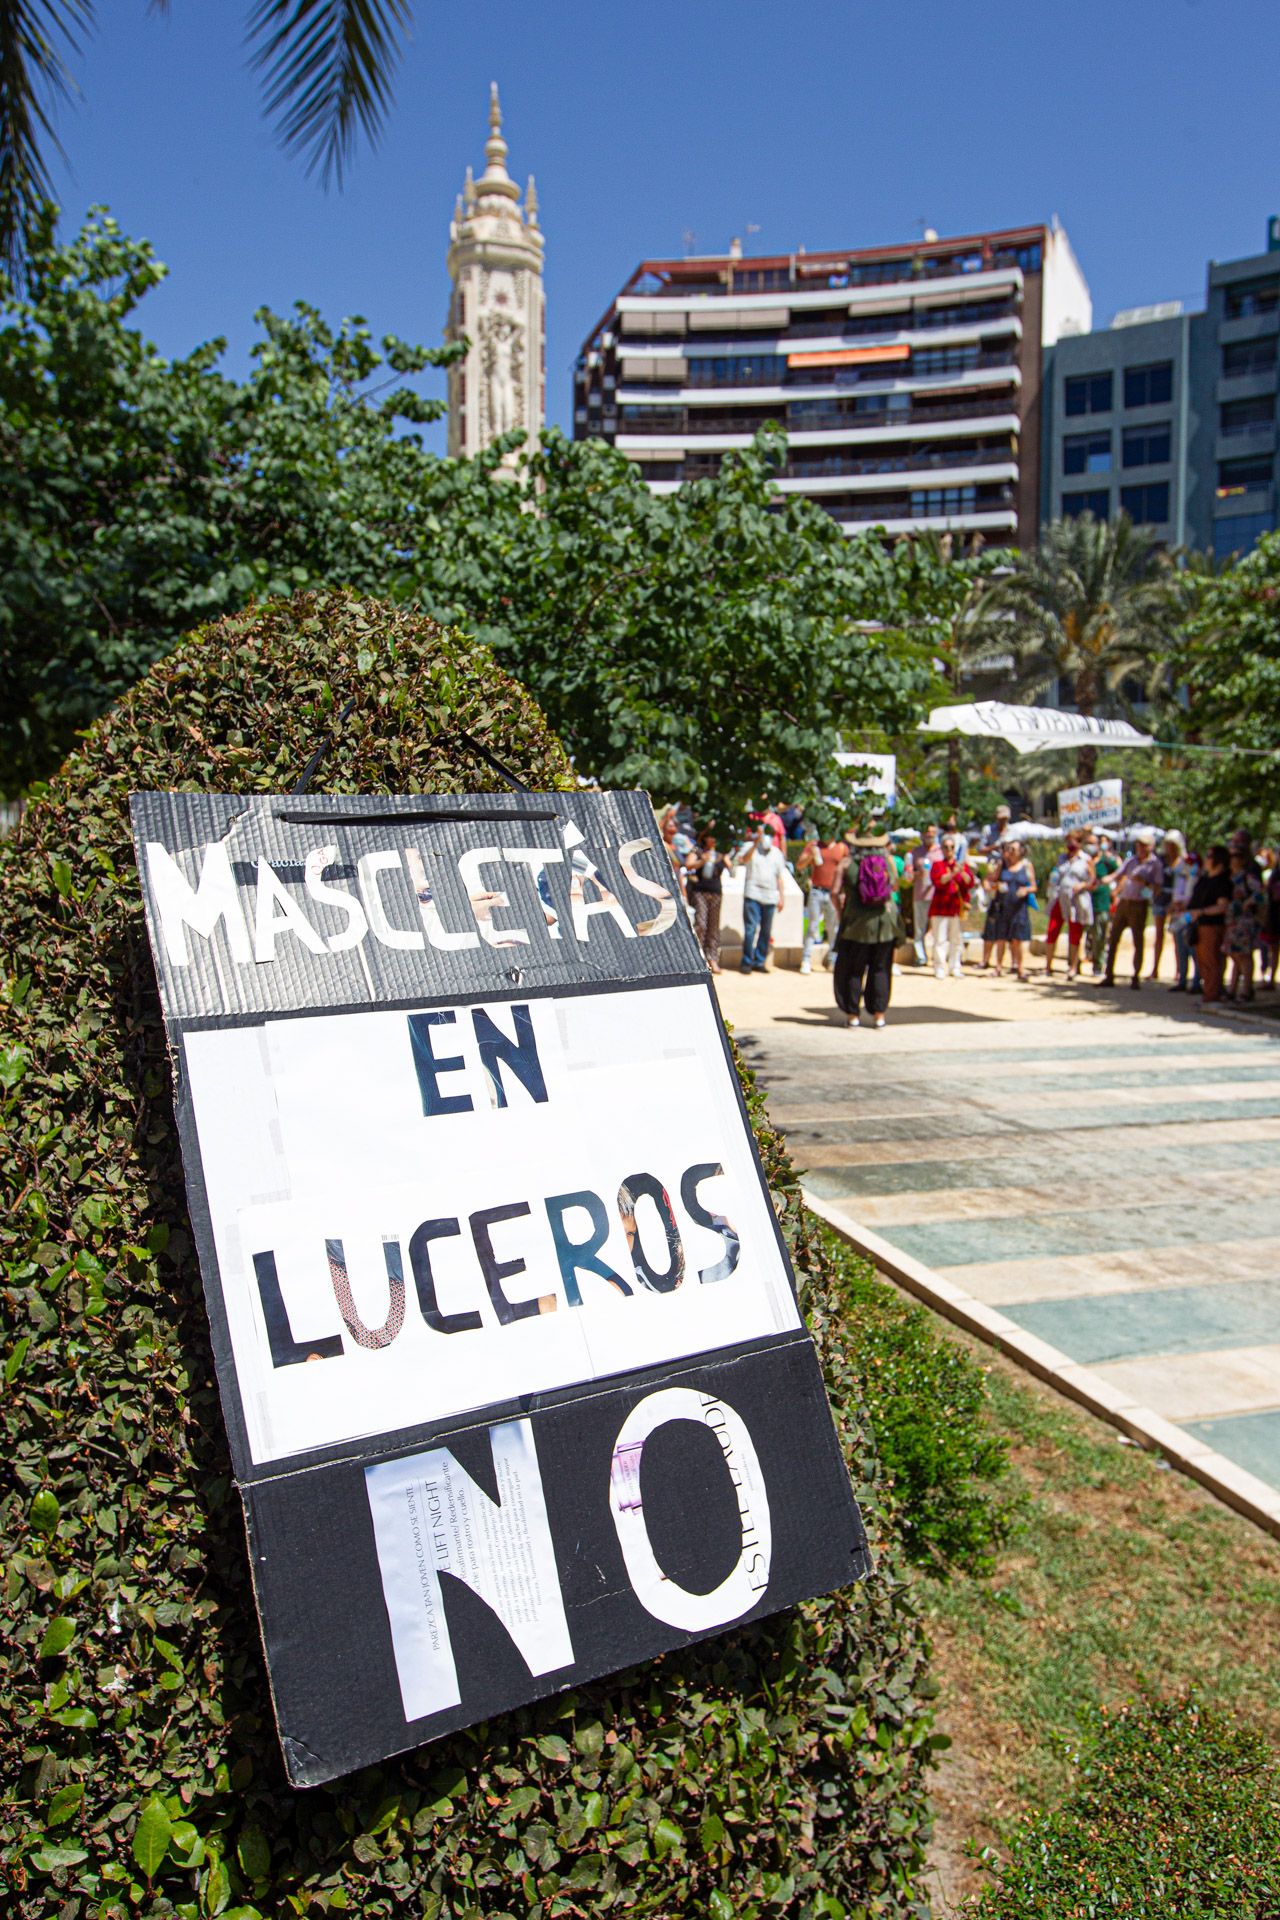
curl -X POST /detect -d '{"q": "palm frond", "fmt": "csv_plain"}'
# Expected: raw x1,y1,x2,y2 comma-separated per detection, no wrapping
246,0,412,186
0,0,90,280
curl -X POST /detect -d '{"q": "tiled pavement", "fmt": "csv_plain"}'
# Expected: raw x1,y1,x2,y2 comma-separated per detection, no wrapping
715,960,1280,1518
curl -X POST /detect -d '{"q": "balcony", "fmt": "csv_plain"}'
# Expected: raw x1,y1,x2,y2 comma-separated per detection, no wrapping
1216,421,1276,461
1217,369,1278,406
1214,482,1274,519
617,392,1022,436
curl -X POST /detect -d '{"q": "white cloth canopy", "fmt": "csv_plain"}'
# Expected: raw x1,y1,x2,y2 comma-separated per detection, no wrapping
920,701,1154,756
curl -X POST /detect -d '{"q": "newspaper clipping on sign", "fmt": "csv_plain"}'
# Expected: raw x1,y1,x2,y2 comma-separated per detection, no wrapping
131,790,868,1787
1058,779,1123,832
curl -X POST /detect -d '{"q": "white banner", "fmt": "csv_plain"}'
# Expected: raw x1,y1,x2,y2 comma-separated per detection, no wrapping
1058,779,1123,830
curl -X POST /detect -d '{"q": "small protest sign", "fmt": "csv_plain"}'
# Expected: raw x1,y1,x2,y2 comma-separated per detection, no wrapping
1058,778,1123,831
131,790,867,1786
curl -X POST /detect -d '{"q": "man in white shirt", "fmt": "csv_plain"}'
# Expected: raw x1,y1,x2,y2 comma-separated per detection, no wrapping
739,823,787,973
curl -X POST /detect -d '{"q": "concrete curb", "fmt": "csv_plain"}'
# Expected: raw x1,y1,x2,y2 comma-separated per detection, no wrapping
806,1191,1280,1544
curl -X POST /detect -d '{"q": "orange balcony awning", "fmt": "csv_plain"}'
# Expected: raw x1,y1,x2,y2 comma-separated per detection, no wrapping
786,344,911,369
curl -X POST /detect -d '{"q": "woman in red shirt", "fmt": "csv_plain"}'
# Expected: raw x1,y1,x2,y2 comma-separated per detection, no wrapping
928,835,975,979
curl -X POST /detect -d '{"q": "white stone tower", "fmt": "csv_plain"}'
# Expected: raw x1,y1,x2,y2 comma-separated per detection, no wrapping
446,85,545,458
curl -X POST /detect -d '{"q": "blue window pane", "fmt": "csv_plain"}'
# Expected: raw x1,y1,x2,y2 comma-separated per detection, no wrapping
1063,490,1110,520
1119,482,1170,523
1214,511,1274,561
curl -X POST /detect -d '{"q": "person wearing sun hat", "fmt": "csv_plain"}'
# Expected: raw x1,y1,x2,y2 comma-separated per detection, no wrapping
1099,828,1163,989
830,831,905,1030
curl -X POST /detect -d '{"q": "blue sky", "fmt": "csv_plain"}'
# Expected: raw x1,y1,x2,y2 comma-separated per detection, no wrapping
44,0,1280,448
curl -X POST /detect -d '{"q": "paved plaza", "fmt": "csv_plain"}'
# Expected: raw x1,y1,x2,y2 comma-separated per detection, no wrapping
715,955,1280,1525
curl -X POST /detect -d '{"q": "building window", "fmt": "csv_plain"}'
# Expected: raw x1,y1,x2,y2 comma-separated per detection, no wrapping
1062,489,1110,520
687,355,785,387
1122,423,1171,467
1119,482,1170,523
1220,395,1275,435
1224,281,1280,320
910,486,977,518
1222,338,1277,378
912,344,980,376
1123,362,1173,408
1217,457,1273,492
1063,431,1111,475
1214,511,1274,561
1064,372,1113,416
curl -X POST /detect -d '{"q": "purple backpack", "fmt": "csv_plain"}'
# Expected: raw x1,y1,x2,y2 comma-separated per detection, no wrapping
857,852,892,905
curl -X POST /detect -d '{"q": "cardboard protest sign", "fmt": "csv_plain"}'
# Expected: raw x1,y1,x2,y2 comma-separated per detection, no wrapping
1058,779,1123,831
130,791,868,1787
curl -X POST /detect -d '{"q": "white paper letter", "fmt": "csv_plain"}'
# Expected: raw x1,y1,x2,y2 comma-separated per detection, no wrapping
365,1420,572,1722
304,845,369,952
618,837,678,937
609,1387,771,1630
254,856,328,963
458,847,530,948
146,840,252,966
358,851,425,951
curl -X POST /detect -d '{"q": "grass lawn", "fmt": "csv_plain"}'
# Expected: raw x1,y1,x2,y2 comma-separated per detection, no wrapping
918,1329,1280,1913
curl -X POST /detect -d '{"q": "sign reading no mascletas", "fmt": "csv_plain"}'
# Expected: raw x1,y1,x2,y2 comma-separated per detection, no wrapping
131,790,868,1787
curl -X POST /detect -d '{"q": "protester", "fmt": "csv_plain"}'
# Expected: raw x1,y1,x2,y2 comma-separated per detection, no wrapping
1087,831,1119,974
990,840,1036,983
1225,839,1265,1003
1100,828,1162,989
1169,843,1202,994
738,821,787,974
928,834,976,980
910,824,940,965
943,812,970,862
797,827,849,974
979,802,1013,851
1188,845,1231,1006
685,830,730,974
1266,857,1280,989
1045,830,1096,981
780,799,806,841
754,796,787,851
1149,830,1186,981
831,831,905,1030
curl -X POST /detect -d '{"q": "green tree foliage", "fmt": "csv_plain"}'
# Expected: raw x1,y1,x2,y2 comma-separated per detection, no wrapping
414,429,931,823
0,208,933,815
885,530,1019,812
1177,528,1280,836
0,3,414,275
0,206,458,791
973,1696,1280,1917
981,511,1183,781
0,588,938,1917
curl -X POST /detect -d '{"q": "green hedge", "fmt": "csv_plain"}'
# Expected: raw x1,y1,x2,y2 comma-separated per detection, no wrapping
1,590,937,1919
823,1239,1013,1579
972,1696,1280,1916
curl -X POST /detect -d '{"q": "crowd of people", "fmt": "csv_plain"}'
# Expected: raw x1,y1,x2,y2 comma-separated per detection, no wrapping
659,799,1280,1030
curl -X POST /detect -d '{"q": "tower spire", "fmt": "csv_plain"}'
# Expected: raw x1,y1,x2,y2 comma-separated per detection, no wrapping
477,80,519,201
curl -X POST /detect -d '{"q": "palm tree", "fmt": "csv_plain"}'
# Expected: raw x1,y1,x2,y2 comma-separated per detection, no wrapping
0,1,411,278
981,510,1182,782
893,528,1020,808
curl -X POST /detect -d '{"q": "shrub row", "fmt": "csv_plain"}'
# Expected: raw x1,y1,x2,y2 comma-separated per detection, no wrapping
971,1695,1280,1917
1,591,937,1919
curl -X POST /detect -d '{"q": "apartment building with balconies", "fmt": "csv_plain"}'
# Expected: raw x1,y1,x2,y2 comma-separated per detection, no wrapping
573,222,1091,545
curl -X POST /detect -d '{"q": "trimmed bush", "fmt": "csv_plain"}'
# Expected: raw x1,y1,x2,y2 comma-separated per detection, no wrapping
1,590,936,1919
971,1695,1280,1916
825,1240,1013,1578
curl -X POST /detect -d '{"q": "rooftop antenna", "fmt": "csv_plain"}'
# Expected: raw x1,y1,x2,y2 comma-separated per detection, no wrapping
682,228,697,256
